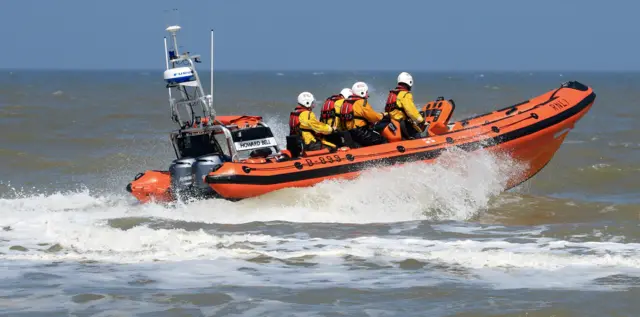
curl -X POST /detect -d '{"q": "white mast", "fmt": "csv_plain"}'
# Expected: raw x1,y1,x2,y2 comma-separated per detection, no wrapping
163,37,169,69
163,36,174,120
162,24,216,127
210,29,214,109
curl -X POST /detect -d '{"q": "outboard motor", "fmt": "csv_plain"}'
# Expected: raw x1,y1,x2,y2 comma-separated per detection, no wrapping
169,157,196,199
191,154,224,197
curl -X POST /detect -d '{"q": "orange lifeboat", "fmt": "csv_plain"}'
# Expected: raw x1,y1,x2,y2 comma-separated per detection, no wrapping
127,80,596,203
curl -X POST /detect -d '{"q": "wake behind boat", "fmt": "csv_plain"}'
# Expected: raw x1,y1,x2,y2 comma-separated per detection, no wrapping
126,25,596,203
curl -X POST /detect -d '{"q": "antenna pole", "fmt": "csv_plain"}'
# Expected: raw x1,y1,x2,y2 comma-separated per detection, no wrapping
210,29,214,99
164,36,174,121
172,32,179,56
163,37,169,69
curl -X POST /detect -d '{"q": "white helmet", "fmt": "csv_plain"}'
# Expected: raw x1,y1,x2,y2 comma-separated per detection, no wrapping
297,91,315,108
397,72,413,87
351,82,369,98
340,88,352,99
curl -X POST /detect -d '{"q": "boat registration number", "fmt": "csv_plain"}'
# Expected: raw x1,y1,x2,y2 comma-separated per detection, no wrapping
234,137,277,151
549,98,570,111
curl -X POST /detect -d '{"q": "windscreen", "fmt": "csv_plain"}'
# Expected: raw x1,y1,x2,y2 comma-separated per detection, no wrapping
175,132,224,158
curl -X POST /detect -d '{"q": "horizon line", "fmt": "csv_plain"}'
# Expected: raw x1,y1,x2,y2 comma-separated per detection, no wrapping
1,67,639,73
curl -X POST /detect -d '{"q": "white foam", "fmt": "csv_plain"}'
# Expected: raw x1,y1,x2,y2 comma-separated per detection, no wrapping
3,230,639,291
228,147,520,224
1,190,638,293
99,145,519,226
0,146,524,263
430,223,547,236
7,143,631,291
5,202,637,271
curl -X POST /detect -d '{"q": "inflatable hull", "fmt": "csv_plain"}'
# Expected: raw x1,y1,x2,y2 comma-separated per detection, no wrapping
204,82,595,199
127,81,595,202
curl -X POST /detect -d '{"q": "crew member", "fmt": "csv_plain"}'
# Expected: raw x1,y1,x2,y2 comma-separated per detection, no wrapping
320,88,352,130
289,91,337,151
384,72,425,139
339,82,386,147
318,88,352,147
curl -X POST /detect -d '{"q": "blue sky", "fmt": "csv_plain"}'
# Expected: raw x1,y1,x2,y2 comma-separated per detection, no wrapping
1,0,637,71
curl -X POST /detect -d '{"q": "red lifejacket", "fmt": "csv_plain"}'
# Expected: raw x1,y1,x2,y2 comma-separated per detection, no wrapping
320,94,342,123
339,96,369,129
288,106,314,135
384,86,410,113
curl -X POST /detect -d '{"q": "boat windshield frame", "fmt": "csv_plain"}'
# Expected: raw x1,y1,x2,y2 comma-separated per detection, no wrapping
169,122,280,162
